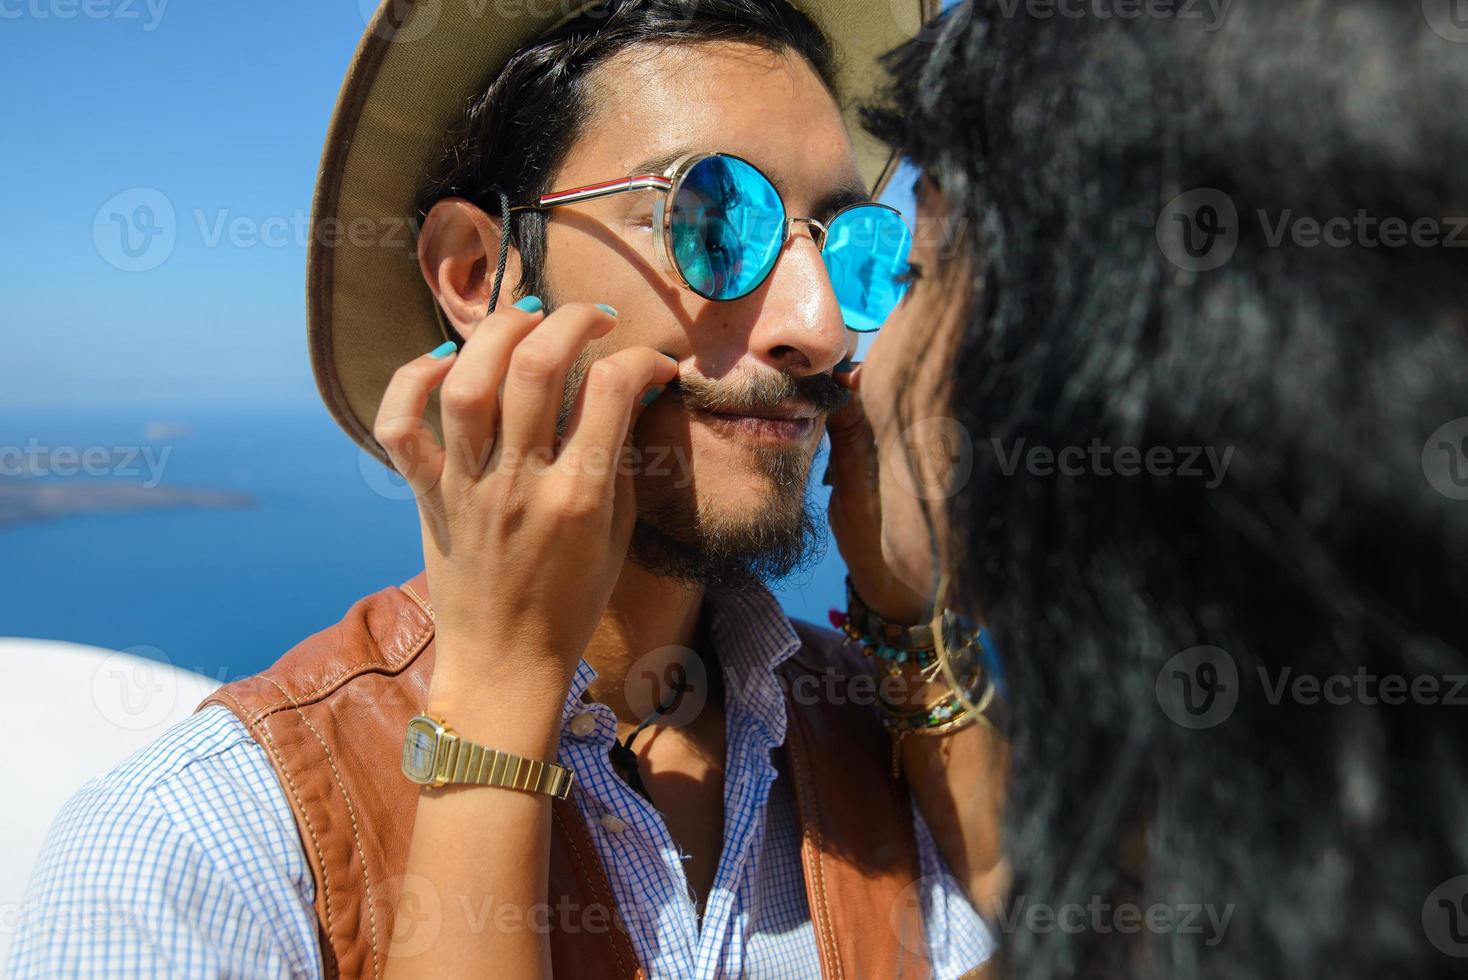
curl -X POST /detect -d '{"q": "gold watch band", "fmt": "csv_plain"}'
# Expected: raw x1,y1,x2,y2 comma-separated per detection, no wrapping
402,713,576,800
439,737,575,798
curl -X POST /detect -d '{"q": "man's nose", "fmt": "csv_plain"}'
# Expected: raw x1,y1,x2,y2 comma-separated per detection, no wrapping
742,224,848,376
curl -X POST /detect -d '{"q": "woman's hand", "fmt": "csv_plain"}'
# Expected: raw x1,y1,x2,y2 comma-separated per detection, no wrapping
827,364,1008,917
372,299,678,700
826,362,931,626
377,298,676,980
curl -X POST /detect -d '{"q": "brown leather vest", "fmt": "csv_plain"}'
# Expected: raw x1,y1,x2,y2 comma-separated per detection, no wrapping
199,573,931,979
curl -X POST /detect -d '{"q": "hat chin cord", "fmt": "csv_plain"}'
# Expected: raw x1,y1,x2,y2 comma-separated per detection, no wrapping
486,186,513,316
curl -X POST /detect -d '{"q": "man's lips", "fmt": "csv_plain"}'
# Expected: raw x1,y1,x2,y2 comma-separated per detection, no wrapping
690,405,819,442
703,402,820,422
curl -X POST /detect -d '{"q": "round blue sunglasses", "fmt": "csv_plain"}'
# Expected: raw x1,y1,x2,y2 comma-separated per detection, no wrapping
509,151,913,332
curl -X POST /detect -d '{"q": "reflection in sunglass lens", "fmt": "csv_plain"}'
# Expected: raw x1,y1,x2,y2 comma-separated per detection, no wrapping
822,206,913,332
670,155,786,301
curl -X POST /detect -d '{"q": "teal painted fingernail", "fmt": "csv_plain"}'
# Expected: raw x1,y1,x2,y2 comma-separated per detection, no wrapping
596,303,618,317
428,341,458,359
640,386,665,406
513,295,543,313
834,359,856,373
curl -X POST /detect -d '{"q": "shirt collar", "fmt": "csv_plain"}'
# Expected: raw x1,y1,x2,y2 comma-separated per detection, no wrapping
562,581,803,741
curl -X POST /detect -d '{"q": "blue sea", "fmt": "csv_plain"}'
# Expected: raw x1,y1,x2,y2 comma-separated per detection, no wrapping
0,406,847,684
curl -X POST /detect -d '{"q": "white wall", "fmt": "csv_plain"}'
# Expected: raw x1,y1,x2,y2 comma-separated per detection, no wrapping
0,640,220,970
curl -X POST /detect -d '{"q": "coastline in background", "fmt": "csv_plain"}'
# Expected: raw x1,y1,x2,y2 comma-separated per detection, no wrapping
0,404,849,682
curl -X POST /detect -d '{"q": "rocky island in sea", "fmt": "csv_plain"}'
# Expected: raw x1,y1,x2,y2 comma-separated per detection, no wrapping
0,424,255,528
0,478,254,529
0,463,255,531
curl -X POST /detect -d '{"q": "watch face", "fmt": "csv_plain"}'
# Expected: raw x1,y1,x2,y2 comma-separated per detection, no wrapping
402,718,440,783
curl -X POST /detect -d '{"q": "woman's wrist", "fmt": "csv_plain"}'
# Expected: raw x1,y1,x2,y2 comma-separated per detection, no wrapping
875,674,949,711
426,642,574,757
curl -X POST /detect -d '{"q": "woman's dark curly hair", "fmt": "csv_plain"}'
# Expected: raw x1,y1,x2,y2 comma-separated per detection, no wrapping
866,1,1468,976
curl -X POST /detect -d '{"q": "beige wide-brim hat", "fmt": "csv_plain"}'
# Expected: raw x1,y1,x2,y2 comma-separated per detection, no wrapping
309,0,937,468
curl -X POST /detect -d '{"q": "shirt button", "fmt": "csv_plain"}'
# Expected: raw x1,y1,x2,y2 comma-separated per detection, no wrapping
568,712,598,737
598,814,628,833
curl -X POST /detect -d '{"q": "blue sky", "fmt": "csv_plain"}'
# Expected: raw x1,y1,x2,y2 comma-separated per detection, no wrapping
2,2,368,410
2,1,917,414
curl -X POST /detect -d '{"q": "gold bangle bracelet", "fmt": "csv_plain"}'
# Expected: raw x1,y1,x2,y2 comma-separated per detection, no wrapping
935,574,990,720
889,708,990,778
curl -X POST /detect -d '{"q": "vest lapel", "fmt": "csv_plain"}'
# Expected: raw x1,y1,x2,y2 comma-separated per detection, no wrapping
780,631,933,980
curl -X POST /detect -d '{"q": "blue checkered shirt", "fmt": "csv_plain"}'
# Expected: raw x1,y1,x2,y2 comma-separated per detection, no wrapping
9,583,994,978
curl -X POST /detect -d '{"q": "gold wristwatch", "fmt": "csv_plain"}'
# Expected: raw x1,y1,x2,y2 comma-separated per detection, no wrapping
401,713,575,799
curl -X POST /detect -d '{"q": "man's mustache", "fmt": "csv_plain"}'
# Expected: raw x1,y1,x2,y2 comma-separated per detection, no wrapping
669,369,851,417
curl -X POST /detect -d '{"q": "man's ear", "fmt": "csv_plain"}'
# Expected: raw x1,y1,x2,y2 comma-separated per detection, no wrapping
417,197,525,338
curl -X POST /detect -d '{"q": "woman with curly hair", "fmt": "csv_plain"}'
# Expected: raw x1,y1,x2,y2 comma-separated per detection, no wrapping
854,1,1468,975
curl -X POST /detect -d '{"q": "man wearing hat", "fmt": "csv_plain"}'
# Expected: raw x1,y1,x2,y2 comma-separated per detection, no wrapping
11,1,1001,976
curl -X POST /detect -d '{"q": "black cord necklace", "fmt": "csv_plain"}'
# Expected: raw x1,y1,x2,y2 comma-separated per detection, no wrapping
608,616,720,807
608,679,689,805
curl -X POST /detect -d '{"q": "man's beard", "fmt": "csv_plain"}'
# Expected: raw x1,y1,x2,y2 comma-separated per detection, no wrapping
626,445,827,594
552,322,845,594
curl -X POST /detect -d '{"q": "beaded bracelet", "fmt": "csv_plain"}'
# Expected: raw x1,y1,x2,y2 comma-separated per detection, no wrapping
879,686,982,733
831,575,1000,774
829,575,943,673
878,665,996,777
875,648,987,732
